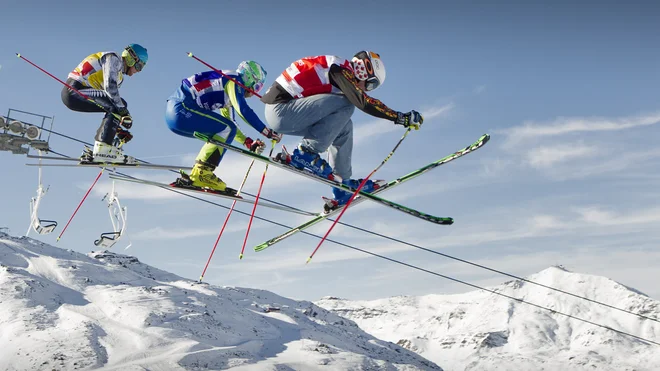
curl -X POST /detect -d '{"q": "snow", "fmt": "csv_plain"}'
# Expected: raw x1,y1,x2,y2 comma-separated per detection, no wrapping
316,266,660,371
4,230,660,371
0,232,439,370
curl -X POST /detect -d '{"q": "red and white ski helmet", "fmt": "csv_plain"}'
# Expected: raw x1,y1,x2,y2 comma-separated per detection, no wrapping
351,51,386,91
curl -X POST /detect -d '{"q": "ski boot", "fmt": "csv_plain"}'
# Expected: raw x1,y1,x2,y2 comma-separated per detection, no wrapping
172,161,239,197
275,144,334,180
188,161,227,191
323,178,387,212
80,141,136,164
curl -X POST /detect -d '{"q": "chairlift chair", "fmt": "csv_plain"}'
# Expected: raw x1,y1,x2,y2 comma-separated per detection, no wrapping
27,150,57,236
94,181,128,249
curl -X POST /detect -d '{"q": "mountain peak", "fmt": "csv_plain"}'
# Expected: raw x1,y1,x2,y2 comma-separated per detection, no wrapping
0,234,440,370
317,267,660,371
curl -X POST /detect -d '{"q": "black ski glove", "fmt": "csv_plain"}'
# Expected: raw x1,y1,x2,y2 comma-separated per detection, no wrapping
114,106,133,129
116,127,133,143
395,110,424,130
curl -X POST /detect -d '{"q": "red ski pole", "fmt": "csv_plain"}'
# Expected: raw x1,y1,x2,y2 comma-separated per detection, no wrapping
198,159,256,282
57,168,105,242
239,140,277,259
16,53,122,120
186,52,263,99
306,128,413,263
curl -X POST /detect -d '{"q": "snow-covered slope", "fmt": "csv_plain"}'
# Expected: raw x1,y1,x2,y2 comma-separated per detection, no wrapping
0,233,440,371
317,266,660,371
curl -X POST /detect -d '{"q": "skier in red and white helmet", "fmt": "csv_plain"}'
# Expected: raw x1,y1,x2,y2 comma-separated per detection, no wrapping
261,50,423,210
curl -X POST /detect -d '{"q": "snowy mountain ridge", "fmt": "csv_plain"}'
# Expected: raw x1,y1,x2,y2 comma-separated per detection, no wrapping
0,233,439,370
316,266,660,371
4,230,660,371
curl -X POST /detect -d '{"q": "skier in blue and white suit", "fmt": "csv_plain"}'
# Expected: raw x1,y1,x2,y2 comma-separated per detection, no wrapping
165,61,282,191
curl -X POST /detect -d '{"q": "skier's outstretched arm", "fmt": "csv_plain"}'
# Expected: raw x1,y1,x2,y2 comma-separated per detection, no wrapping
226,79,280,142
329,65,398,121
329,65,423,129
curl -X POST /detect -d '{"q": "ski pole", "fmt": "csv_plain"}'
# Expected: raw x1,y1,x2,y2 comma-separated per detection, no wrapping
16,53,123,122
198,159,256,282
186,52,263,99
306,128,413,263
239,140,277,259
57,167,106,242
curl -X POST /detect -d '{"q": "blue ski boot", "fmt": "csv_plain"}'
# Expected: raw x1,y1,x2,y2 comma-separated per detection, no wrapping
277,144,334,180
324,178,386,212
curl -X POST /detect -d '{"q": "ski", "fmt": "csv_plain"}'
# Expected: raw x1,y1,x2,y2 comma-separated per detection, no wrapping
26,159,191,171
26,154,192,171
254,133,490,252
107,174,316,216
194,132,452,225
27,154,84,161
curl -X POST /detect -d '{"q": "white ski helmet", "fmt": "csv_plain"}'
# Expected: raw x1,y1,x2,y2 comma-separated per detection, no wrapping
351,51,386,91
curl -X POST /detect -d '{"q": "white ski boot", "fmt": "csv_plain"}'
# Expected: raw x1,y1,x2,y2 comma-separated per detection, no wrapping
81,141,136,164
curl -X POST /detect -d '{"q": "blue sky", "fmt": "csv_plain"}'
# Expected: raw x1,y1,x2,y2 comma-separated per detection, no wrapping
1,1,660,301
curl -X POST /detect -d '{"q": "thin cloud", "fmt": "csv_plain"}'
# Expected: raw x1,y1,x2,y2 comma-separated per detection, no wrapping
531,214,565,230
240,210,572,268
421,248,660,300
526,143,598,168
574,207,615,225
354,102,454,145
422,102,455,120
137,153,194,160
473,85,486,95
481,157,515,178
574,206,660,226
131,226,223,240
353,121,403,145
93,177,181,201
180,153,197,165
538,148,660,181
131,221,268,241
424,204,660,250
162,202,660,300
425,213,571,248
501,112,660,147
225,208,588,267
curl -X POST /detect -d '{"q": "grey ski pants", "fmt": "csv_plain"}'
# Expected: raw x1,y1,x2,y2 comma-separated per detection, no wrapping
264,94,355,179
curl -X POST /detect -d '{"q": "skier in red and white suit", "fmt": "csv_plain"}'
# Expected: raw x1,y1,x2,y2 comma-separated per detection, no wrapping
260,51,424,207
